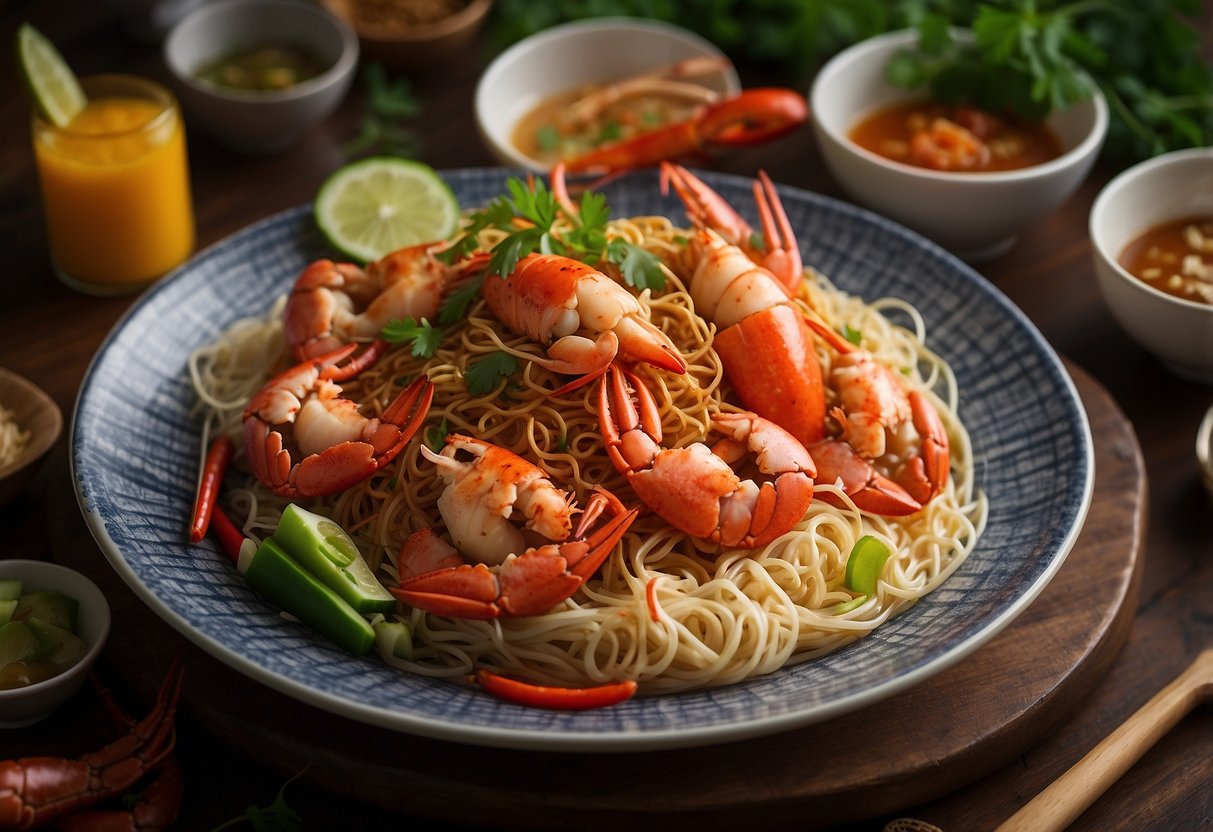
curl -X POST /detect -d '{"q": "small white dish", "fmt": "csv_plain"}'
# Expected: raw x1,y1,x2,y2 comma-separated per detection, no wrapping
810,28,1107,263
0,560,110,728
475,17,739,172
1089,148,1213,383
163,0,359,153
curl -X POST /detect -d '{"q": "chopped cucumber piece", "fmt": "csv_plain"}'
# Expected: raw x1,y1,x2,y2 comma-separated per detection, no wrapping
14,590,78,632
0,579,22,601
273,504,396,614
0,599,16,626
27,617,86,671
374,620,413,661
843,535,893,596
0,620,39,667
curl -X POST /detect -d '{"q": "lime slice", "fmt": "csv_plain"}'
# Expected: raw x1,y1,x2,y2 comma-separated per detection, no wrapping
16,23,86,128
314,158,461,264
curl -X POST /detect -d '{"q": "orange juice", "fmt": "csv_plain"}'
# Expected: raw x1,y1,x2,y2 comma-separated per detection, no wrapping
32,75,195,294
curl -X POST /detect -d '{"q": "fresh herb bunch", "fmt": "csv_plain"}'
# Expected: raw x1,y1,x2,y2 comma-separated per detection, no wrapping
888,1,1213,160
486,0,1213,161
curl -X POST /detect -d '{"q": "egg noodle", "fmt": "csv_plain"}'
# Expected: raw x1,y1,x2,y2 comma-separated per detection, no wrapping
189,208,987,694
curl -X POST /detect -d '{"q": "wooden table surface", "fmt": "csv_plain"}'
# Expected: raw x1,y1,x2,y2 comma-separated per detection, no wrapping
2,3,1211,830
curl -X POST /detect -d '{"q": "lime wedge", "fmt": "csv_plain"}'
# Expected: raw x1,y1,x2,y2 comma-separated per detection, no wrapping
16,23,86,128
314,158,461,264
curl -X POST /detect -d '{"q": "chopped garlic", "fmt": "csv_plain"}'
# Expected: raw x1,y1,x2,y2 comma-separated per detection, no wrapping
0,405,30,468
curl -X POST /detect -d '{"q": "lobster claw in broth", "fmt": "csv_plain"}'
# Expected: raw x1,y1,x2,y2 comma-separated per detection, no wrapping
562,88,808,175
242,344,434,498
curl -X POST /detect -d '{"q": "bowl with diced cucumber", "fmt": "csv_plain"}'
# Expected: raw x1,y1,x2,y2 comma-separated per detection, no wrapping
0,560,110,727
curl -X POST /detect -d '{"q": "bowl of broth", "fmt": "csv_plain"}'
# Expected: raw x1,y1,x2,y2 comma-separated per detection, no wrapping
810,28,1107,263
1090,147,1213,383
475,17,739,173
164,0,359,153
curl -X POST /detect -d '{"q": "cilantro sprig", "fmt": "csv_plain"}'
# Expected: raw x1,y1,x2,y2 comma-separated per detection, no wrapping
380,317,443,358
465,351,519,396
440,175,667,295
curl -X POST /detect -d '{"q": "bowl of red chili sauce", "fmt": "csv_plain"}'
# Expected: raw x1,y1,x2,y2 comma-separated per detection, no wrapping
1090,147,1213,383
810,28,1107,263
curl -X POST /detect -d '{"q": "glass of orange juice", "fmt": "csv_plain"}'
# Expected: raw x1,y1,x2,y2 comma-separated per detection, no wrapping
32,74,195,296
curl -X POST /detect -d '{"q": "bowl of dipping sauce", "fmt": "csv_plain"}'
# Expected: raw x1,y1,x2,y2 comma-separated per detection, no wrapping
0,368,62,508
810,28,1107,263
0,560,110,728
475,17,739,173
1090,147,1213,383
164,0,359,153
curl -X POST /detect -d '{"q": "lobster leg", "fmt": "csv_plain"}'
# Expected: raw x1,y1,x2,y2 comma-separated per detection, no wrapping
0,665,184,831
662,162,803,293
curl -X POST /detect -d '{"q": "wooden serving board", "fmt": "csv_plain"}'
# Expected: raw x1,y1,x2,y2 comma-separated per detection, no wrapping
49,364,1144,831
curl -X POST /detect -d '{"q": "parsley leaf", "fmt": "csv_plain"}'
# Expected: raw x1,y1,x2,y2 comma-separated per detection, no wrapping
465,352,519,396
380,317,442,358
208,773,303,832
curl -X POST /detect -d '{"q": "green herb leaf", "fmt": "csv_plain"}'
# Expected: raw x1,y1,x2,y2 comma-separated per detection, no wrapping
465,351,519,396
843,324,863,346
606,240,666,291
207,772,303,832
437,274,485,325
380,317,442,358
426,416,450,452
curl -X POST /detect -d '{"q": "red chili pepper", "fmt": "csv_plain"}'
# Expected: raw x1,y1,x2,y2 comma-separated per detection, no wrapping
209,504,246,567
475,670,638,710
189,434,234,542
645,576,662,622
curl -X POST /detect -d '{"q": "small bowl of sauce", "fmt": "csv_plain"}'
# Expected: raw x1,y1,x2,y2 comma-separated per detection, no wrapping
1090,147,1213,383
848,100,1063,173
164,0,359,153
195,43,332,92
1117,217,1213,307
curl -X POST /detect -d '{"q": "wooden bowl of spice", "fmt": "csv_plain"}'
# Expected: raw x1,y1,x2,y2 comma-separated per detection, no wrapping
0,368,63,507
321,0,493,74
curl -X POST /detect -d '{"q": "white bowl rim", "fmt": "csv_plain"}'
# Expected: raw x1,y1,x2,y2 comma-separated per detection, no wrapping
1089,146,1213,315
164,0,360,104
0,559,110,703
475,16,741,171
810,27,1109,184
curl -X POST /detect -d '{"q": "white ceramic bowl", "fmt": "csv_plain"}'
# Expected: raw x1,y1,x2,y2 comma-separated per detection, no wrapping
1089,148,1213,383
811,28,1108,263
0,560,110,728
475,17,740,172
164,0,359,153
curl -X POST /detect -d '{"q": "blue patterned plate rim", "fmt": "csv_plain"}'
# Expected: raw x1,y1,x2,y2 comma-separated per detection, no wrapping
71,167,1093,752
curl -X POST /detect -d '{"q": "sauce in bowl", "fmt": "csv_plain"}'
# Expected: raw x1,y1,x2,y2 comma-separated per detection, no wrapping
197,44,331,92
511,84,710,168
1118,216,1213,306
849,100,1063,172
